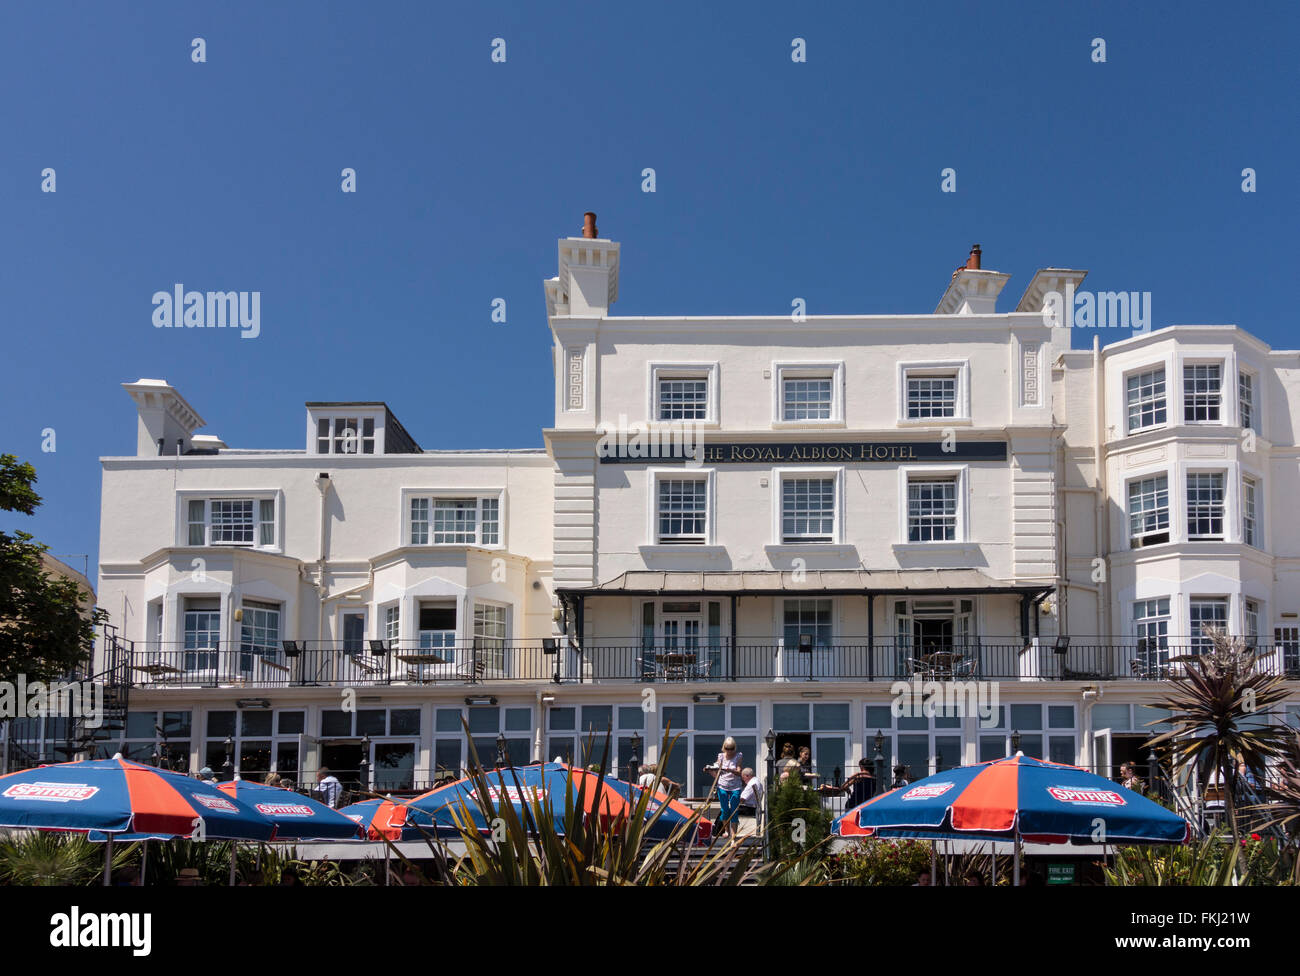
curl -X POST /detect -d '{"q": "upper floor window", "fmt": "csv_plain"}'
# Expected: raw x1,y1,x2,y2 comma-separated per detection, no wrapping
783,377,833,421
1125,367,1167,433
773,362,844,425
1183,364,1222,423
316,416,376,454
781,476,836,544
1189,598,1227,653
1238,371,1256,432
650,363,718,424
906,373,958,419
656,477,708,544
186,497,276,547
907,477,957,542
1242,476,1258,547
1186,472,1225,540
409,495,501,546
898,362,969,423
1127,475,1170,547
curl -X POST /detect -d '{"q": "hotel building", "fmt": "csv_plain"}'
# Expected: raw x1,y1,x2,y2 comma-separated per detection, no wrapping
11,215,1299,799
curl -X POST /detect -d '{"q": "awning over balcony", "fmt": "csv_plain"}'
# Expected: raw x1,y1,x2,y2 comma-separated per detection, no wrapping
556,569,1052,598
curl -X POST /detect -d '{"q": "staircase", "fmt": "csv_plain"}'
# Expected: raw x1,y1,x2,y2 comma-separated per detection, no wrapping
63,623,132,760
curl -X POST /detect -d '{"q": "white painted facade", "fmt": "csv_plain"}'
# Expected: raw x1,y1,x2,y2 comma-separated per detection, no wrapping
44,222,1296,799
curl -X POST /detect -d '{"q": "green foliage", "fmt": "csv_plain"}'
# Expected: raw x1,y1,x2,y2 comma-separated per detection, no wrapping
386,726,796,886
768,768,832,863
0,454,104,684
824,838,934,886
1103,830,1289,886
0,831,132,886
1146,626,1293,846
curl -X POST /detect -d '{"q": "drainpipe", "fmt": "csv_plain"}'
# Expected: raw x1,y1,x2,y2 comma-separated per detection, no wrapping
1093,336,1111,640
1081,684,1103,769
313,473,331,643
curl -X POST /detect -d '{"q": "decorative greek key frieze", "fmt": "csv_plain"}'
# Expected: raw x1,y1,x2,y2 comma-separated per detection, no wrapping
566,348,584,410
1022,342,1041,406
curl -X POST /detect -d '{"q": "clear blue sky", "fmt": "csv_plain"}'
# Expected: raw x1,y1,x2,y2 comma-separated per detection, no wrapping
1,0,1296,585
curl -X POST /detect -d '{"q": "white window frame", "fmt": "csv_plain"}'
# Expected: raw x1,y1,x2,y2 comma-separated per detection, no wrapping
1123,365,1168,434
1241,474,1259,548
648,362,720,426
1182,361,1225,425
1126,473,1171,548
772,361,845,427
381,602,401,643
403,490,505,549
308,408,383,455
897,360,971,425
647,468,716,545
772,467,844,546
1185,470,1226,541
1189,598,1229,652
1237,368,1258,433
178,490,282,551
898,465,969,544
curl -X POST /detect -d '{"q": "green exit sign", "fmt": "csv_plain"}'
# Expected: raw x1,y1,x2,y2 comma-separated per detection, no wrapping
1047,863,1075,885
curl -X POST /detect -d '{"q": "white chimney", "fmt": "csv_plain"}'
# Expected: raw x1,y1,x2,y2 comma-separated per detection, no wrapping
122,379,206,457
545,211,619,318
935,245,1011,315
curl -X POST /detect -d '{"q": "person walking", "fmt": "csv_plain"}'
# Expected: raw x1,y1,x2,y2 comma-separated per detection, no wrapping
707,738,745,838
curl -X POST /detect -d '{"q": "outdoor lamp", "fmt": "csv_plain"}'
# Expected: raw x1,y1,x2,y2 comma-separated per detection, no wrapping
1053,636,1070,654
542,638,558,654
496,731,508,766
765,728,776,754
630,732,642,781
1011,730,1021,754
798,633,813,653
873,730,884,754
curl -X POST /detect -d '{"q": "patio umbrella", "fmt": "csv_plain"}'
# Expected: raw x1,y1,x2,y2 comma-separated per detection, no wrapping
405,762,698,839
833,753,1190,883
0,756,275,884
217,779,364,840
338,796,438,841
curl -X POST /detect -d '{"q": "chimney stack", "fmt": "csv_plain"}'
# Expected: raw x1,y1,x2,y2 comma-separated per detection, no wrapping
966,244,982,270
582,212,598,239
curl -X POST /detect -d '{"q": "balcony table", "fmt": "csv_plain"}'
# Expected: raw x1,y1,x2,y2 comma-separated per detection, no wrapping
395,653,450,665
258,657,290,673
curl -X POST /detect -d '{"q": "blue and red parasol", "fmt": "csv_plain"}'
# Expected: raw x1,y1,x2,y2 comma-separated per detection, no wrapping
834,753,1189,845
217,779,363,840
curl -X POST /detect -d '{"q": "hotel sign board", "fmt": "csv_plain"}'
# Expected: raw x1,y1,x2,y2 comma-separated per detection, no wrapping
597,441,1008,464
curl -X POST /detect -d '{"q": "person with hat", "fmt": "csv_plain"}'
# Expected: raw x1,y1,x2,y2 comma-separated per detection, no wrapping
197,767,218,783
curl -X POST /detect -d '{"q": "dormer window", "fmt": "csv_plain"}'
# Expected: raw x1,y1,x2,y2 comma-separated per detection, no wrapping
316,416,376,454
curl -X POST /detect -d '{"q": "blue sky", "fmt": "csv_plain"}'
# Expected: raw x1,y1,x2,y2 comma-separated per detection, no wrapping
1,0,1296,582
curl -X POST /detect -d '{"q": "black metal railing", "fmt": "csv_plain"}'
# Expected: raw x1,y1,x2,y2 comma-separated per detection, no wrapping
115,637,1300,688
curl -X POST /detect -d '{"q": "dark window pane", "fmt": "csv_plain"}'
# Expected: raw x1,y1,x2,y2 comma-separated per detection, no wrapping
813,703,850,730
548,706,575,731
419,606,456,630
206,711,236,737
547,737,576,764
1048,705,1075,729
126,711,157,740
240,711,272,737
277,711,304,735
618,706,645,730
436,708,463,733
162,711,192,737
1009,704,1043,731
468,707,499,735
390,709,420,736
239,741,272,778
321,710,351,737
434,739,462,777
865,706,893,730
581,705,613,734
662,706,689,733
504,707,531,732
276,744,299,781
356,710,386,737
773,703,808,731
695,704,725,731
730,706,757,729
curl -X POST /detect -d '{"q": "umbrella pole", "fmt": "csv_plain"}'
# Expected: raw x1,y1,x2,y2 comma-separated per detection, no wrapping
141,839,148,887
229,844,237,886
1013,830,1021,887
102,834,113,887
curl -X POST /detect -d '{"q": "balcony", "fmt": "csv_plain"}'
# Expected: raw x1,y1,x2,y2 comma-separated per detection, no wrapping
111,637,1300,689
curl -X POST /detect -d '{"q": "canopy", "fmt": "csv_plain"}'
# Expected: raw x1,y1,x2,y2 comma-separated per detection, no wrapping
834,754,1189,846
0,757,274,841
405,762,698,839
217,779,363,840
338,797,438,841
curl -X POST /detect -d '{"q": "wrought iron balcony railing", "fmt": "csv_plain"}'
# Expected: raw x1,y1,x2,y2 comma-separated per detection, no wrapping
111,637,1300,688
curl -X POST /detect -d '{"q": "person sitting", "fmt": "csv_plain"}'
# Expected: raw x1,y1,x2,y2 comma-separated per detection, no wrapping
821,758,876,806
891,764,910,789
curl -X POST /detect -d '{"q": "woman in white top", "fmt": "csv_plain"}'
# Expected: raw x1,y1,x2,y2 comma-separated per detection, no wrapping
708,738,745,837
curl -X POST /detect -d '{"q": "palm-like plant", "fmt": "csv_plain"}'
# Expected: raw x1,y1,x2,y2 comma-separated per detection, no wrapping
384,725,800,886
1253,728,1300,883
0,831,134,886
1145,626,1292,847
